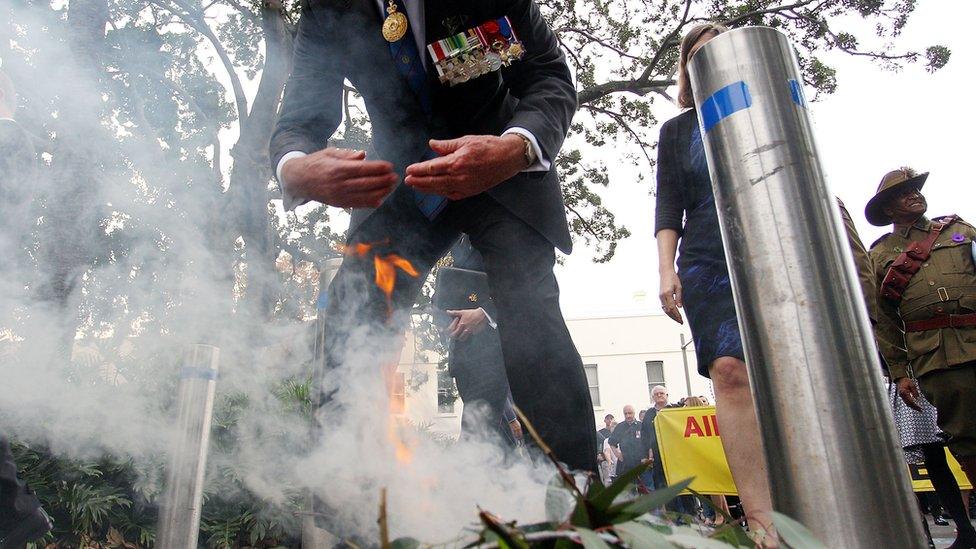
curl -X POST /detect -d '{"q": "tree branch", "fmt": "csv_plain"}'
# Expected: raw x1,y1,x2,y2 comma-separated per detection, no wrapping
152,0,250,126
577,78,673,105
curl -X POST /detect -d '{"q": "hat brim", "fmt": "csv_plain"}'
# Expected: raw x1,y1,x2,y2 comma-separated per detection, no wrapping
864,172,929,226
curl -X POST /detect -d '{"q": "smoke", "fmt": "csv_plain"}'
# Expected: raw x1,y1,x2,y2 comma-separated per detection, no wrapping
0,1,564,542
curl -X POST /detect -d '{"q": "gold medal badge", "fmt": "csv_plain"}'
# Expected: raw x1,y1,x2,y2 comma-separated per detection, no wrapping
382,0,409,42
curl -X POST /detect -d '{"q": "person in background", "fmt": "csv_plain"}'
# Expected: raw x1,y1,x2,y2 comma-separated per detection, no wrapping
638,409,646,423
608,405,644,482
654,23,774,544
0,68,53,548
599,419,619,486
433,236,522,446
866,168,976,549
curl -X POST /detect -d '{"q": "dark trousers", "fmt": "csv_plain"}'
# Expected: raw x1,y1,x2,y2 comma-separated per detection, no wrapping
450,329,512,444
321,189,597,472
0,434,39,521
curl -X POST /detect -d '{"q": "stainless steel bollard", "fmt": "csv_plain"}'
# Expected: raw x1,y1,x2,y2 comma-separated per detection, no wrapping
688,27,923,547
157,344,220,549
303,257,343,548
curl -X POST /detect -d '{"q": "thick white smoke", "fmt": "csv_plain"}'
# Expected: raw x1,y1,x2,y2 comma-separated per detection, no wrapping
0,1,565,542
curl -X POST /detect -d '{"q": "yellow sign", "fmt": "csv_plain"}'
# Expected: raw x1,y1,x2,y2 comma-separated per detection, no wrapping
654,405,971,495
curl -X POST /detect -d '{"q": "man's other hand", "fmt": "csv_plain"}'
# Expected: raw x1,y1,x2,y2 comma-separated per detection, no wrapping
896,377,923,412
281,148,398,208
446,308,489,341
404,135,527,199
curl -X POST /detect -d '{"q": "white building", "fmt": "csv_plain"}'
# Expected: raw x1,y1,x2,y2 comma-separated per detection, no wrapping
396,312,713,437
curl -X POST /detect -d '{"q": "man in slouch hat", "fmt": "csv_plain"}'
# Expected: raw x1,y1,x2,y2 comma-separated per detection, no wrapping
867,167,976,487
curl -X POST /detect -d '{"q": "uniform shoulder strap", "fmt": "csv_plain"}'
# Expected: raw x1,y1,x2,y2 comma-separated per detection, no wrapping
879,220,951,303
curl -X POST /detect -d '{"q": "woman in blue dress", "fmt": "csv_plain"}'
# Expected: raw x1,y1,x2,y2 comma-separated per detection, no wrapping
654,23,775,544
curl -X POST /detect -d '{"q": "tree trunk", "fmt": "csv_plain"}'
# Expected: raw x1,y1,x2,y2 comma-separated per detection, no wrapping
227,5,294,326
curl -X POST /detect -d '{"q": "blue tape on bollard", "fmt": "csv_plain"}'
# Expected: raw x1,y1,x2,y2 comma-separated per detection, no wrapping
789,79,806,108
700,81,752,132
180,366,218,380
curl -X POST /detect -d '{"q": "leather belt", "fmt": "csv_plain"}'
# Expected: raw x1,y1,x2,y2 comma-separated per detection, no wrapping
905,313,976,332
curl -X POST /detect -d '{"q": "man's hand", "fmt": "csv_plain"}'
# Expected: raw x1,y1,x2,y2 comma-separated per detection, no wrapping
404,135,527,200
446,308,489,341
896,377,923,411
281,148,398,208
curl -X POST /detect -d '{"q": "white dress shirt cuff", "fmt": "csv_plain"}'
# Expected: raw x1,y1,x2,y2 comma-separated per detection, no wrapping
502,127,550,173
276,151,309,211
478,307,498,329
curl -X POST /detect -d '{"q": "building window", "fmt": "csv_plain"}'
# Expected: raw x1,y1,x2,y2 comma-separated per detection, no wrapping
584,364,600,407
645,360,665,399
437,368,458,414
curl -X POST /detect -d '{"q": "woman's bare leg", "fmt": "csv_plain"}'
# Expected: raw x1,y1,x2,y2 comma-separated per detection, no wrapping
709,356,776,547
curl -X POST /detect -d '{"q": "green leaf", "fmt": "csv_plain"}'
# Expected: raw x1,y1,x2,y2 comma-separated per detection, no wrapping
591,461,651,510
575,527,612,549
613,521,676,549
607,478,692,522
390,537,421,549
771,512,827,549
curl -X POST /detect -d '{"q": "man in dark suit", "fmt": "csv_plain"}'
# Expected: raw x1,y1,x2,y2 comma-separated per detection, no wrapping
434,236,521,445
0,68,53,549
270,0,597,472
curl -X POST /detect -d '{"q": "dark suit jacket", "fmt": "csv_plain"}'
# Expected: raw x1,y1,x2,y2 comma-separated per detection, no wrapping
269,0,576,253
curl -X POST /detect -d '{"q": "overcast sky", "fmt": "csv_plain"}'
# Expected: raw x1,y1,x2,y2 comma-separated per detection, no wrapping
556,1,975,318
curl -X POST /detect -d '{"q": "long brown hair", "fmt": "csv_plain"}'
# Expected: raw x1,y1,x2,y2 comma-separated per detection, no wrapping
677,23,729,109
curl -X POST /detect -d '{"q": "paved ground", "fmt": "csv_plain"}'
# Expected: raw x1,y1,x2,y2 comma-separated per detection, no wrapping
930,516,975,548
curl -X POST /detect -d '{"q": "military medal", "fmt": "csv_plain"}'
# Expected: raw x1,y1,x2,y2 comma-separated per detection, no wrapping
427,16,526,87
382,0,408,43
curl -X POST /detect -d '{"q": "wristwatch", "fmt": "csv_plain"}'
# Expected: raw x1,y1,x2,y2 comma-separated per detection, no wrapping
514,133,537,168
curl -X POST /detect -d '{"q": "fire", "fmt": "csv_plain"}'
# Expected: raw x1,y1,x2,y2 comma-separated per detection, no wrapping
338,240,419,317
338,241,420,464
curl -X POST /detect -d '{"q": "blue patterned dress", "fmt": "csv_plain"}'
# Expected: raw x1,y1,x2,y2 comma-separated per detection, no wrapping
654,110,744,377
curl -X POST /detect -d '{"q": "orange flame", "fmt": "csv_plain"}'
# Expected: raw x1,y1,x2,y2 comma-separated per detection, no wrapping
339,241,420,464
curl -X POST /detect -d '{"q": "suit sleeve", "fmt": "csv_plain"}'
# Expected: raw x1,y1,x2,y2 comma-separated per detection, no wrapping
837,199,877,322
499,0,577,165
268,3,345,178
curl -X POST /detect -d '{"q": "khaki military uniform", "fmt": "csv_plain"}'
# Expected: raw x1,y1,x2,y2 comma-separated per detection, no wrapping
870,216,976,456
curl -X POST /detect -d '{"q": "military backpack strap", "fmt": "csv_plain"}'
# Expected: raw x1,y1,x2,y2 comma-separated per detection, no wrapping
880,215,959,303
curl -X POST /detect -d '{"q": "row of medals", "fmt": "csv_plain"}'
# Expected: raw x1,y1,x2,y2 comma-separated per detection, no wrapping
382,1,523,86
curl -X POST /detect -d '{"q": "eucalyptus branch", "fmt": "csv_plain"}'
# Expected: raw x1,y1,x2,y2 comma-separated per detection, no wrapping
556,27,643,61
582,104,654,166
577,78,674,106
789,11,920,62
565,203,602,241
152,0,250,126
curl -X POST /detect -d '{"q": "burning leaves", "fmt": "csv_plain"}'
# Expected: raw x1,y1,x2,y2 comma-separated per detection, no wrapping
339,240,420,317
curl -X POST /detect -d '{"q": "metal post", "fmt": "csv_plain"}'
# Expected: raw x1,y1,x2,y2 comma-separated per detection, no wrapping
679,333,692,397
303,257,343,548
157,344,220,549
688,27,923,547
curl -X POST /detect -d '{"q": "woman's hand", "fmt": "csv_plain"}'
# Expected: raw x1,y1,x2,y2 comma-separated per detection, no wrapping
659,270,684,324
446,308,489,341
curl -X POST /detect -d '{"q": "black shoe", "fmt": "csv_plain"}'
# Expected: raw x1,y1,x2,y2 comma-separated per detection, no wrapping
0,507,52,549
934,515,950,526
